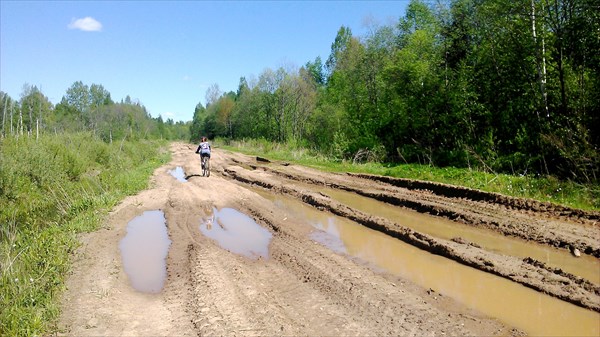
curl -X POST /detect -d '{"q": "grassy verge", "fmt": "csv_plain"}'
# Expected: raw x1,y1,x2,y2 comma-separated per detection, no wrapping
0,133,169,336
219,138,599,211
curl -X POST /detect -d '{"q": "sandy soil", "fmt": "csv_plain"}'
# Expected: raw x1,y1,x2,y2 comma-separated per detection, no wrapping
59,143,599,336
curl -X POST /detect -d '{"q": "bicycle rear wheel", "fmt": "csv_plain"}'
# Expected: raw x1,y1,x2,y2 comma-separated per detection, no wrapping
202,157,209,177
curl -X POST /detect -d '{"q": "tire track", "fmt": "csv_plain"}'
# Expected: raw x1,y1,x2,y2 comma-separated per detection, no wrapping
223,165,600,312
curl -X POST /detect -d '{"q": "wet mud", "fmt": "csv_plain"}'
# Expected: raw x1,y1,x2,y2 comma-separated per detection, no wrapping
251,187,599,336
347,172,600,220
223,163,600,313
60,143,599,337
257,165,600,258
310,185,599,283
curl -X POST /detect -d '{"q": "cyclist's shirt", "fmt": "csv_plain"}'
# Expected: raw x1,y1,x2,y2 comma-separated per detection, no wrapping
199,142,211,155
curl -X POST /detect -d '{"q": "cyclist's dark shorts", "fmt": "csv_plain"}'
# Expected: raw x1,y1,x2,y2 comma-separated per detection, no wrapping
201,152,211,158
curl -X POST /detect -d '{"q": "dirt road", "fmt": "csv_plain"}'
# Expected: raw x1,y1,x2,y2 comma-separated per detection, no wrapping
59,143,599,336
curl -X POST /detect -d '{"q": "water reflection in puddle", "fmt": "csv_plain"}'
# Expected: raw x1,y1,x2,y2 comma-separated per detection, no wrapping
313,186,600,284
168,166,187,182
119,210,171,293
200,207,272,259
252,187,600,337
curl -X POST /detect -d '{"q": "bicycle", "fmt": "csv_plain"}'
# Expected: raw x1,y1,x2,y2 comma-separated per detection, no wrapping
201,155,210,177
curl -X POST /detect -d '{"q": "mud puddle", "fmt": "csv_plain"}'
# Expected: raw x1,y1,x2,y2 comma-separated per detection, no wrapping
312,185,599,284
119,210,171,293
252,187,600,336
168,166,187,182
199,207,272,259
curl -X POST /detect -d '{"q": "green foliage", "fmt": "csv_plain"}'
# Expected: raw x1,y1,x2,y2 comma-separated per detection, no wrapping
325,26,353,76
1,81,190,142
3,0,598,184
305,56,325,86
196,66,319,147
0,133,169,336
221,138,327,164
188,0,598,186
223,140,598,211
332,130,350,160
313,0,598,183
63,81,91,115
190,102,206,142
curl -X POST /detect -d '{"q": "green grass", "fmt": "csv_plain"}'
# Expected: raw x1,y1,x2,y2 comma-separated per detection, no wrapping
0,133,169,336
219,138,599,211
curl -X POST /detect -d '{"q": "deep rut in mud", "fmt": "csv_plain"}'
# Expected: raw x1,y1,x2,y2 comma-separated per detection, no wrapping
223,165,600,313
59,143,599,337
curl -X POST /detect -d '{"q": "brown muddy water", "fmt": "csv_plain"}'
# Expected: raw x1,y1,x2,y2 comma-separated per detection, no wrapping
252,188,600,336
313,186,600,285
119,210,171,293
199,207,272,259
168,166,187,182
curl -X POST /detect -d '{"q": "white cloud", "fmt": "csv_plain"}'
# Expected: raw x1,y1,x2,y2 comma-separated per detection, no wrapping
68,17,103,32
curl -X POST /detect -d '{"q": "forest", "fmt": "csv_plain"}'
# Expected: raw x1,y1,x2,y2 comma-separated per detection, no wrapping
0,81,189,143
1,0,598,184
191,0,599,183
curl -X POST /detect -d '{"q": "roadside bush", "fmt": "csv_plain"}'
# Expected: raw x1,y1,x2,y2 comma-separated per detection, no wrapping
223,139,599,210
0,132,169,336
331,131,350,160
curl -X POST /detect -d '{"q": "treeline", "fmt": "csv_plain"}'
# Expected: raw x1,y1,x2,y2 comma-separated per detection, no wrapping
191,0,599,183
0,81,189,142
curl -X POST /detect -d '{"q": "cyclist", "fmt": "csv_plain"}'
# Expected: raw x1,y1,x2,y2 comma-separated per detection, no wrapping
195,136,211,170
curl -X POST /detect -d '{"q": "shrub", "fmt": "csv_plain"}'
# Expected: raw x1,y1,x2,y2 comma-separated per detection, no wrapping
0,132,168,336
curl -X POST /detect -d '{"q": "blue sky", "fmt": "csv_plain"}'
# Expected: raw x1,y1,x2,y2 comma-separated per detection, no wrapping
1,1,408,122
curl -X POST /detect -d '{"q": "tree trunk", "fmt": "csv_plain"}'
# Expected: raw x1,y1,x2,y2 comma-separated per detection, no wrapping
38,92,43,135
541,17,548,117
558,46,567,114
544,0,572,115
28,100,33,136
2,95,7,138
10,102,14,135
19,104,23,137
531,0,549,117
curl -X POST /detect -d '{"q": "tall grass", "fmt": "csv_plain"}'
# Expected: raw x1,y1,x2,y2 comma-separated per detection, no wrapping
0,132,169,336
220,138,599,210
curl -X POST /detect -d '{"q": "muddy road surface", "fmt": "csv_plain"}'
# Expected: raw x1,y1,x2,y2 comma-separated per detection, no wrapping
59,143,599,336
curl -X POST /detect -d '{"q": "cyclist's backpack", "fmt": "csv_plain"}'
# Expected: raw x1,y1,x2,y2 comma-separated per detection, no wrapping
200,142,210,154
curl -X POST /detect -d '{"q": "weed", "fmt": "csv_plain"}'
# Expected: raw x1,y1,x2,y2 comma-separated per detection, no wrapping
0,132,169,336
220,140,599,210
